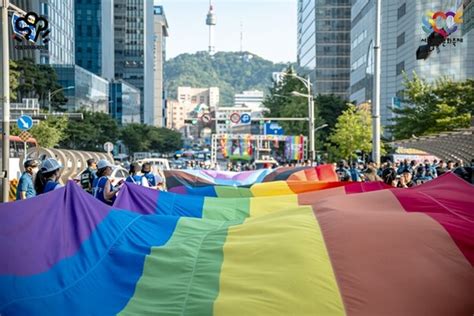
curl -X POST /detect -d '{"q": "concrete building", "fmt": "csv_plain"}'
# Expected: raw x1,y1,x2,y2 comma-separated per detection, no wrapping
215,106,265,135
297,0,351,98
150,5,169,127
177,87,220,109
234,90,264,111
75,0,114,80
53,64,109,113
109,80,141,125
114,0,154,124
350,0,473,130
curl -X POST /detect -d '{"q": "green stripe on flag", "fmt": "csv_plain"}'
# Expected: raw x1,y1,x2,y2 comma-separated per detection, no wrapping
202,197,250,221
119,217,242,315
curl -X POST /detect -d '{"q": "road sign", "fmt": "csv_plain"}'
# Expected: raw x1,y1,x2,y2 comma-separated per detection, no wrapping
18,131,32,142
17,115,33,131
104,142,114,153
264,122,284,135
201,113,211,124
240,113,251,124
230,112,241,124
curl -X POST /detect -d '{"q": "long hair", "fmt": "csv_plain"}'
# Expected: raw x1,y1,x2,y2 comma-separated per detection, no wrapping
34,169,57,194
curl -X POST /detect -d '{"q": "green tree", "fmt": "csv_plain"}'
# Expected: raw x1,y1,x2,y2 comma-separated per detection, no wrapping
120,124,183,154
13,58,67,111
328,104,373,161
389,73,473,139
9,60,20,101
10,116,68,148
61,111,119,151
165,51,295,104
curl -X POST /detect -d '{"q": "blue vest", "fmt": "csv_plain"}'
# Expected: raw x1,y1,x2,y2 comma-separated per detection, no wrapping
93,176,114,205
43,180,59,194
126,175,144,185
143,173,156,187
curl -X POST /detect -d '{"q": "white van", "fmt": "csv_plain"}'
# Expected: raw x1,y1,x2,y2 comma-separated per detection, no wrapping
136,158,170,171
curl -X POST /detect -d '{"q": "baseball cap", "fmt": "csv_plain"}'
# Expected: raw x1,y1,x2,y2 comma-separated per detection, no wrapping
24,159,39,168
97,159,115,170
41,158,63,173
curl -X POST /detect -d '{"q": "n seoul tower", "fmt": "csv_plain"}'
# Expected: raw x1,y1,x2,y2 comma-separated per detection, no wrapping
206,0,216,55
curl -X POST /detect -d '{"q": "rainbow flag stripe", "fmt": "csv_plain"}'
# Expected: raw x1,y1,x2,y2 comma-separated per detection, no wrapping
0,173,472,315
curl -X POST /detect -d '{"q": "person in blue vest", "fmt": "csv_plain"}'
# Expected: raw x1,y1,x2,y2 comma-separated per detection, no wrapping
16,159,39,200
142,162,157,187
126,162,149,187
92,160,120,205
34,158,64,194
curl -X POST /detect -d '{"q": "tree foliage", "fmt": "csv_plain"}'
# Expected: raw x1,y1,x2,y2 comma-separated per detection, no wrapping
165,51,294,104
262,67,349,150
389,73,473,139
60,111,120,151
11,116,68,148
12,58,67,111
328,104,373,161
120,123,183,154
9,60,20,101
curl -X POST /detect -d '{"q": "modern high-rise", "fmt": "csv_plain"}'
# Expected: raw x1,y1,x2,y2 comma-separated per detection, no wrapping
350,0,473,130
114,0,154,124
109,80,141,125
150,5,169,127
9,0,75,65
297,0,351,98
75,0,114,80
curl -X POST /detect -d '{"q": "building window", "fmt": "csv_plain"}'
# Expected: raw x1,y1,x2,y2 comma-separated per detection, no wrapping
396,32,405,48
396,61,405,76
397,3,406,20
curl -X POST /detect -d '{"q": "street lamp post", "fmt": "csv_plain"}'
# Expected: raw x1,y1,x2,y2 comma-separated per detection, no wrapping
277,72,316,161
48,86,74,113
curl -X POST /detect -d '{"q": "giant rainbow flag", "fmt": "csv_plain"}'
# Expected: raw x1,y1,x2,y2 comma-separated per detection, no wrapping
0,173,473,315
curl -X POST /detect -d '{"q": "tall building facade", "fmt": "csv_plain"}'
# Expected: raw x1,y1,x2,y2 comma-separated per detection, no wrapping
150,5,169,127
75,0,114,80
297,0,351,98
114,0,154,124
109,80,141,125
350,0,473,130
9,0,74,65
53,64,109,113
177,87,220,109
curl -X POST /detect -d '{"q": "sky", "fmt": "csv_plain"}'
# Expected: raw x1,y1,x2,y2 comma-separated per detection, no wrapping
155,0,297,63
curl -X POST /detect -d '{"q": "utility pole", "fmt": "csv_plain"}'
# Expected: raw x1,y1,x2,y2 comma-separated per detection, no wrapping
372,0,382,166
1,1,26,202
307,76,315,162
1,0,11,202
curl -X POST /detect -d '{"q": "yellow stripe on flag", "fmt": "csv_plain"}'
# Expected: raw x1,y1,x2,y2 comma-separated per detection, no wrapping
249,194,299,218
214,207,345,316
250,181,293,197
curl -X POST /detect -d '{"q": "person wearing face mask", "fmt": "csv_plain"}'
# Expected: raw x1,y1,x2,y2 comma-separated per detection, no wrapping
34,158,64,194
16,159,40,200
141,162,163,189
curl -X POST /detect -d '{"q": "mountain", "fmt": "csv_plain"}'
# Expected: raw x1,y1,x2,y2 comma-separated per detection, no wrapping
164,51,294,105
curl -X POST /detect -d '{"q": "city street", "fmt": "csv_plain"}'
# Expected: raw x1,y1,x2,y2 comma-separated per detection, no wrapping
0,0,473,315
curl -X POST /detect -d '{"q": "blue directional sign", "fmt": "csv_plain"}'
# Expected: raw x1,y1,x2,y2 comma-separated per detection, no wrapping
17,115,33,131
240,113,251,124
264,122,284,135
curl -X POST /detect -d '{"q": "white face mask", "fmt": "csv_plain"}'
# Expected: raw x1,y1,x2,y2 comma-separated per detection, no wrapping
31,167,39,174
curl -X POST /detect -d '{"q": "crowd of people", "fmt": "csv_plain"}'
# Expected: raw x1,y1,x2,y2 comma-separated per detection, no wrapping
15,156,473,204
335,159,474,186
16,158,165,205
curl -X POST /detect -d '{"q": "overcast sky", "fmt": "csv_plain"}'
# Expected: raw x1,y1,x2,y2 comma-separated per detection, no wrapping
155,0,297,63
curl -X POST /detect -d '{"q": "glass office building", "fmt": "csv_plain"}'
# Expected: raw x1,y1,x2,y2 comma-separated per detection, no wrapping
110,81,141,125
297,0,351,98
75,0,114,80
53,65,110,113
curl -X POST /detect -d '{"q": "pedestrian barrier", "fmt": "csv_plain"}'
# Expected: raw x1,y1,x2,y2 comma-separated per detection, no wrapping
21,147,113,184
9,179,18,202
